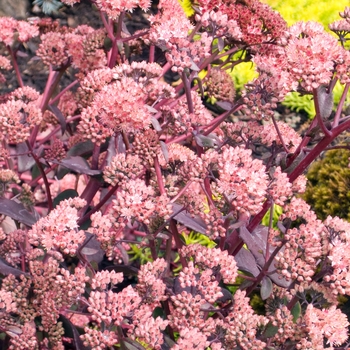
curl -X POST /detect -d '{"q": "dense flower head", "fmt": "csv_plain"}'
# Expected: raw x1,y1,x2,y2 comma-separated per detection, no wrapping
282,21,344,91
216,146,268,215
324,216,350,295
110,179,172,227
92,77,151,132
28,198,87,255
273,198,327,285
268,166,293,206
77,67,114,108
0,99,42,144
172,327,210,350
89,211,124,260
242,73,280,120
137,258,168,305
37,31,70,67
197,10,242,41
197,0,287,45
149,0,193,46
223,290,268,349
87,285,142,326
95,0,151,20
0,17,39,46
181,244,238,284
130,304,169,349
301,304,349,347
0,55,11,83
222,120,301,153
205,68,236,102
103,153,144,186
78,104,113,145
165,33,212,73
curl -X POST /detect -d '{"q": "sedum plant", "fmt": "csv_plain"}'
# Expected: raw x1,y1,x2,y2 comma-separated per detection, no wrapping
2,0,350,349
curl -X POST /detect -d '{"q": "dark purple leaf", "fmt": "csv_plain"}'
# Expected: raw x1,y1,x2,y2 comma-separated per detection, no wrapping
0,258,29,277
260,276,273,300
105,136,117,166
172,203,207,234
151,116,162,131
234,248,260,277
160,141,169,163
123,339,146,350
54,156,101,176
67,140,95,157
216,101,233,110
239,226,290,288
217,37,224,52
190,59,200,71
16,142,36,172
0,199,37,226
121,21,131,36
48,104,66,134
59,314,90,350
81,233,104,264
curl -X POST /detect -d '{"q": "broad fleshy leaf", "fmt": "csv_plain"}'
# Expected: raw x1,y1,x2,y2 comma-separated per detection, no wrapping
48,104,66,134
55,156,101,176
59,314,90,350
17,142,36,172
260,276,273,300
172,203,207,234
0,199,37,226
0,258,29,277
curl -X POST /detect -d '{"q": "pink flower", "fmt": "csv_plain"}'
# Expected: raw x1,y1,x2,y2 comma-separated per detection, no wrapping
216,146,268,215
303,304,349,347
93,77,152,132
28,198,86,255
149,0,193,46
0,17,39,46
95,0,151,20
283,21,343,91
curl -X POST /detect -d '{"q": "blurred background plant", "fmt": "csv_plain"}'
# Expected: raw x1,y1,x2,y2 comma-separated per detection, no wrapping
303,149,350,221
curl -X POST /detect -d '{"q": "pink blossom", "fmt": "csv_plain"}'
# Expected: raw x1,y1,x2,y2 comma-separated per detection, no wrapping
0,17,39,46
95,0,151,20
283,21,343,91
28,198,87,255
217,146,268,215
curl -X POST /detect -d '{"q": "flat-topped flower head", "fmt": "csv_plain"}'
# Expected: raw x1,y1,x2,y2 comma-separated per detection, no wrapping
0,17,39,46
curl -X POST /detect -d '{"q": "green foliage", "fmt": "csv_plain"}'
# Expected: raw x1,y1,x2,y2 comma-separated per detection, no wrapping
177,0,195,17
263,0,349,28
282,92,316,118
181,231,216,248
128,244,153,264
303,149,350,221
262,204,283,228
227,61,259,92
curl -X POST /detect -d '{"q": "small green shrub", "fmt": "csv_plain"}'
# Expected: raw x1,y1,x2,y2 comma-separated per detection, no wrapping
303,149,350,221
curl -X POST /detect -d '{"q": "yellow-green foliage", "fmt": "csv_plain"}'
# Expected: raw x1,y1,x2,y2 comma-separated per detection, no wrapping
303,149,350,221
263,0,349,28
283,84,350,118
228,61,259,92
282,92,316,117
177,0,194,17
